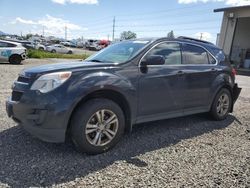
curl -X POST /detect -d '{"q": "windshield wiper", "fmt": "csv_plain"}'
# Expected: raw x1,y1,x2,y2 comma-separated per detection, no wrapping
87,59,115,64
88,59,103,62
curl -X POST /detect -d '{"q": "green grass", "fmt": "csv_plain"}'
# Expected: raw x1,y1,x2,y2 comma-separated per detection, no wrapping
27,49,90,59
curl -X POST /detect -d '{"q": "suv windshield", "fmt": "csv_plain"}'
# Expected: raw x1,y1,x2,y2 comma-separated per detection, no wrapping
85,40,149,64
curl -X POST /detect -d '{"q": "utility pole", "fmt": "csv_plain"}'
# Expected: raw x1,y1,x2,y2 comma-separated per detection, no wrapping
42,26,45,37
200,32,203,40
65,25,67,41
112,16,115,41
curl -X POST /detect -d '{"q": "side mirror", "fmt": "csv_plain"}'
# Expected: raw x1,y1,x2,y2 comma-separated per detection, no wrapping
141,55,165,66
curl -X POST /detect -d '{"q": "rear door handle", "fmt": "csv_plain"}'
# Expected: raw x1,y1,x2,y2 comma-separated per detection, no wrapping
211,68,218,72
177,70,185,76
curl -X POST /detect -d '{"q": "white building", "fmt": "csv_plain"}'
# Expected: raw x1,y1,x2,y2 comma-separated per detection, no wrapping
214,5,250,69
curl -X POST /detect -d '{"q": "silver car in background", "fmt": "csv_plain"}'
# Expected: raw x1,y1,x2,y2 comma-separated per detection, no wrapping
46,44,73,54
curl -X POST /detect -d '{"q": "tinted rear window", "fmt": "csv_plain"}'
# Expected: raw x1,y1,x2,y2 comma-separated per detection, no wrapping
182,44,209,64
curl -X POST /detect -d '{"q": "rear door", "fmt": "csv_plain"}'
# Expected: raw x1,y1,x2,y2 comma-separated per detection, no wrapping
181,43,218,112
137,42,185,122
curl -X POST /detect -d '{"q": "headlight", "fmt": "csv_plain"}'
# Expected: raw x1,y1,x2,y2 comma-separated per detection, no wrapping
31,71,72,93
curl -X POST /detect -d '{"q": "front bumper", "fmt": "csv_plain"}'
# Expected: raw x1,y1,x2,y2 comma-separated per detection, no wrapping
6,95,69,143
21,52,27,60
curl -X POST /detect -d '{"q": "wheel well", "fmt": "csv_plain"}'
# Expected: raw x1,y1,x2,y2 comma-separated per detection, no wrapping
222,85,233,95
67,90,132,134
9,54,21,59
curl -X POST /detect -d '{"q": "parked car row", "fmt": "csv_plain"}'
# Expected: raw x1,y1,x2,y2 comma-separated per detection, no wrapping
85,39,110,51
20,41,46,51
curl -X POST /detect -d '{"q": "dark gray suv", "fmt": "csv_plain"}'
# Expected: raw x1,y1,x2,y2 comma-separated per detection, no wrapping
6,37,241,154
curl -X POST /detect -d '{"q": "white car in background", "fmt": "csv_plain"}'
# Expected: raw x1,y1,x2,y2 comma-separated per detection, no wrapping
0,40,26,64
34,43,46,51
46,44,73,54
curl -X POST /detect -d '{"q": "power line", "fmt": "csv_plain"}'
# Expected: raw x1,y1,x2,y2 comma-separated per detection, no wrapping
116,11,217,22
79,4,221,27
116,19,220,28
108,3,216,18
65,25,67,40
112,16,116,41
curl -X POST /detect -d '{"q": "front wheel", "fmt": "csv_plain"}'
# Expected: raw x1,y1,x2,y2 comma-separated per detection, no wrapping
70,98,125,154
210,88,232,120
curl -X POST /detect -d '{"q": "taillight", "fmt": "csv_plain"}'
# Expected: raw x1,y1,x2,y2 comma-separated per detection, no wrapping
232,68,237,77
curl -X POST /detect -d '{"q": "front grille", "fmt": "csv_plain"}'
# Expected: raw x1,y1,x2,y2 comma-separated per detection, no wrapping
17,76,30,83
12,91,23,101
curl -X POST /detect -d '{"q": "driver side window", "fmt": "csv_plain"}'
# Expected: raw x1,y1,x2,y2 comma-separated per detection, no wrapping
144,42,182,65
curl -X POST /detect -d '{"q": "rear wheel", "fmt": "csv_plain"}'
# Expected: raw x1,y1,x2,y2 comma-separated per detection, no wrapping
70,98,125,154
9,54,22,64
210,88,232,120
51,49,56,53
68,50,73,54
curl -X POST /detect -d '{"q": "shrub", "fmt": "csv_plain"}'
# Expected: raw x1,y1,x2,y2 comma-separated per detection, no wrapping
27,49,90,59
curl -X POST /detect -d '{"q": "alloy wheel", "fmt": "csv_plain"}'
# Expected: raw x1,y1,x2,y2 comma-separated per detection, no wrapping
216,93,230,117
85,109,119,146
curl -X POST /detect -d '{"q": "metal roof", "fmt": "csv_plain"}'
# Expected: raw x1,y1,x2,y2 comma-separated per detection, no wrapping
214,5,250,12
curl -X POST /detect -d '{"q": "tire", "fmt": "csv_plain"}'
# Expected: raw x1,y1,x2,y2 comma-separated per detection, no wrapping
38,47,44,51
70,98,125,154
51,49,56,53
68,50,73,54
210,88,232,120
9,54,22,64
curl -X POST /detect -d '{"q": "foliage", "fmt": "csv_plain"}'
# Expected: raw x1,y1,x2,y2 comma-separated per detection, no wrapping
120,31,137,40
27,49,89,59
167,30,175,38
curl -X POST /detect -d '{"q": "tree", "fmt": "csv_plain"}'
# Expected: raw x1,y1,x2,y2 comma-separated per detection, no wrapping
25,34,33,40
167,30,175,38
120,31,137,40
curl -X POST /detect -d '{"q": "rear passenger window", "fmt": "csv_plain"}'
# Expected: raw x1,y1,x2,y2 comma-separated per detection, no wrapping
182,44,209,64
144,42,182,65
0,42,16,48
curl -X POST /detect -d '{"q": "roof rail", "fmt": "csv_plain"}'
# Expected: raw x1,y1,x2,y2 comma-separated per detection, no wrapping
178,36,214,45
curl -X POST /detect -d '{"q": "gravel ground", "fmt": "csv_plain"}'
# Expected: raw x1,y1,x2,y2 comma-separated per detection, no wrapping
0,59,249,188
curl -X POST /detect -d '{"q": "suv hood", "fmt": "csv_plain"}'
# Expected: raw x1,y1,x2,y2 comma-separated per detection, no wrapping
22,61,116,77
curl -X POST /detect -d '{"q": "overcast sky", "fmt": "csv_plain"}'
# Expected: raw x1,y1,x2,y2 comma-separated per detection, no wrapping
0,0,250,42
